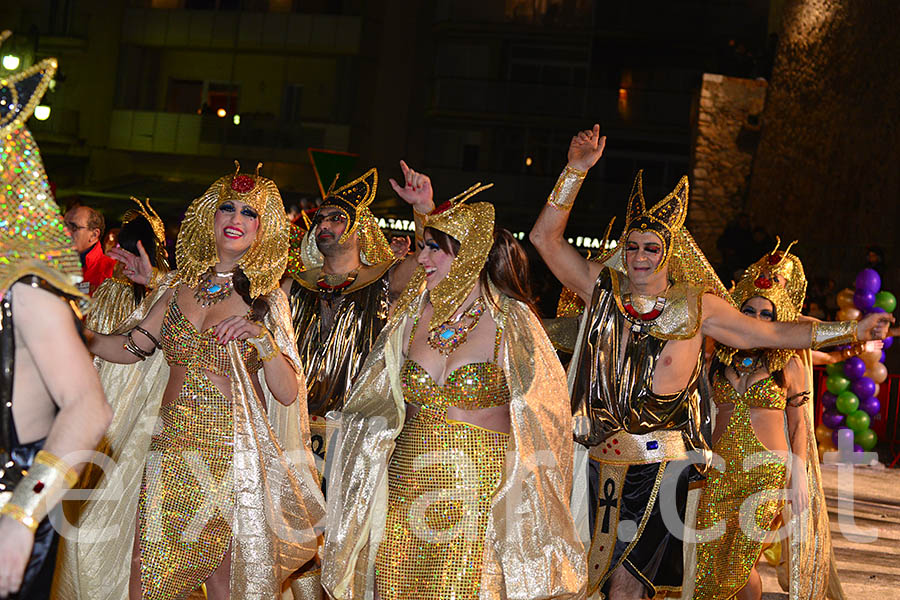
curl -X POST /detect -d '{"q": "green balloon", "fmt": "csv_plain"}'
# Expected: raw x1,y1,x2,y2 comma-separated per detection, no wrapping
845,409,871,433
875,291,897,313
826,361,846,376
835,390,860,415
855,428,878,451
826,374,851,395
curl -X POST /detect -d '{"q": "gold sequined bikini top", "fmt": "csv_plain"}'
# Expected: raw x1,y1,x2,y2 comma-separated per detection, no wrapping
400,314,510,411
713,373,786,411
161,288,262,377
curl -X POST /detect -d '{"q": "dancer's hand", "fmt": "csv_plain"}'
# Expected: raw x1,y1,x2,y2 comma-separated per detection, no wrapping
567,123,606,172
390,235,411,258
788,471,809,515
213,315,263,344
109,241,153,285
857,311,895,341
0,517,34,598
390,160,435,215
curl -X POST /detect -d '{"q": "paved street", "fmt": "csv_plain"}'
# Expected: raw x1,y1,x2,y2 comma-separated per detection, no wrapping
759,464,900,599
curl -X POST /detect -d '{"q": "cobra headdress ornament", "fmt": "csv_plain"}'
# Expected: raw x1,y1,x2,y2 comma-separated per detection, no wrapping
176,160,289,298
299,167,395,269
716,237,807,371
394,182,495,330
0,30,85,298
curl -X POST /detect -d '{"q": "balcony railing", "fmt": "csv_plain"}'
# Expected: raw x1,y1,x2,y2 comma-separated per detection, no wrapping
121,8,361,53
108,110,350,157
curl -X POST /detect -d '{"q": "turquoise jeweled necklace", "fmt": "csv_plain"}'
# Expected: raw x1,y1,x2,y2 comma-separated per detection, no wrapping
195,269,234,307
426,296,486,357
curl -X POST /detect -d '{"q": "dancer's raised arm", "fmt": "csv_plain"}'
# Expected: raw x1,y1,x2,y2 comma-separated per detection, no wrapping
530,123,606,302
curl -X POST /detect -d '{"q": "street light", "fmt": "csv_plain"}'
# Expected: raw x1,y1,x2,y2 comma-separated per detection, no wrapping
34,105,51,120
2,54,20,70
216,108,226,118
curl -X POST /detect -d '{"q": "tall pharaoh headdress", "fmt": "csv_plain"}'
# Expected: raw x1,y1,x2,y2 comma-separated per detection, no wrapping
122,196,168,268
601,170,731,302
716,238,807,371
299,168,395,269
176,161,289,298
394,183,495,329
0,30,85,298
623,170,688,272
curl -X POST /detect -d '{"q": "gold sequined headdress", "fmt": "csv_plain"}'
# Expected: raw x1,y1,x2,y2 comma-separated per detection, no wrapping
299,168,394,269
176,161,289,298
716,238,807,371
122,196,168,267
395,183,495,330
0,31,85,298
623,170,688,273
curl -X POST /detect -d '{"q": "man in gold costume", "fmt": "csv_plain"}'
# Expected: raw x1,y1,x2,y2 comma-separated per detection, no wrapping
0,32,112,599
281,163,427,466
529,124,892,600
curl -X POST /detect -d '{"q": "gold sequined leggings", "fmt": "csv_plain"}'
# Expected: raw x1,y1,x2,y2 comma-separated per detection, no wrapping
138,369,234,600
694,403,786,600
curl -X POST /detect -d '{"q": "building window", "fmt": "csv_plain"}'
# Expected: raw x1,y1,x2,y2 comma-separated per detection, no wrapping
282,84,304,122
207,82,240,116
166,79,204,114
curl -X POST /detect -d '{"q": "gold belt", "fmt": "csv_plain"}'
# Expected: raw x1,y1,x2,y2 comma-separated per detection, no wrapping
588,429,688,465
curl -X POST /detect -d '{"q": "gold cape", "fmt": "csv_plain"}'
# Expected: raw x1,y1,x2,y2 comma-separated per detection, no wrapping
53,272,326,599
775,350,844,600
321,284,586,600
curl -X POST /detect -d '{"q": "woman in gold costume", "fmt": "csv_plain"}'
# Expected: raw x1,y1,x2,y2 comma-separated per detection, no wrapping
54,163,325,600
85,197,169,334
321,186,585,600
694,242,845,600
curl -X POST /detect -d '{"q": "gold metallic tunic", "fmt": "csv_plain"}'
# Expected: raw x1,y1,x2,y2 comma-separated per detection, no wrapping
374,327,510,600
570,268,709,456
139,292,262,599
288,264,391,417
694,375,787,599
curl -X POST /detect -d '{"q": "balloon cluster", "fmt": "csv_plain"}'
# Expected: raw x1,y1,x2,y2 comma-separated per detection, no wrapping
816,268,895,460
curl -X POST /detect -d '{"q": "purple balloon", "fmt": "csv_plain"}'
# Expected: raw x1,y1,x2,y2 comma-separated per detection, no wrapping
851,376,876,399
856,268,882,294
884,336,894,349
870,306,886,313
843,357,866,380
881,351,886,363
821,391,838,410
853,444,865,453
822,409,846,430
832,427,855,448
860,396,881,417
854,289,876,311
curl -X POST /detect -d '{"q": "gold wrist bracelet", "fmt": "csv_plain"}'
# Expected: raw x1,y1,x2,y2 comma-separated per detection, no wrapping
248,328,279,361
0,450,77,532
547,165,587,211
811,320,858,350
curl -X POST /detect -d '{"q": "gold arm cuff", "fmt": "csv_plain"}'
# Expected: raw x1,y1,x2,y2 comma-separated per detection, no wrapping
547,165,587,211
0,450,77,533
811,320,858,350
147,266,164,289
248,327,279,361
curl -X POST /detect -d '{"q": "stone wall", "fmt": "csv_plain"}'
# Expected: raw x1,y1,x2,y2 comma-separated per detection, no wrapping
688,73,768,265
745,0,900,287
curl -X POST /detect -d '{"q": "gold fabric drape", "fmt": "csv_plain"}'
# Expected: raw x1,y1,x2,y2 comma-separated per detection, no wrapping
53,272,325,599
321,284,586,600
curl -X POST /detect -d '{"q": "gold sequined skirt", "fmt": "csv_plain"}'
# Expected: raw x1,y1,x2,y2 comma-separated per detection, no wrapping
694,406,786,600
375,406,508,600
139,369,233,600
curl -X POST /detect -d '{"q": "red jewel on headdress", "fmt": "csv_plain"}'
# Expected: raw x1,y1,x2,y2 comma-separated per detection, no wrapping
767,252,782,265
430,200,453,215
755,276,772,289
231,175,255,193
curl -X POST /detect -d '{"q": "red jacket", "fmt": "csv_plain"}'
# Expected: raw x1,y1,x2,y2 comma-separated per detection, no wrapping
81,242,116,295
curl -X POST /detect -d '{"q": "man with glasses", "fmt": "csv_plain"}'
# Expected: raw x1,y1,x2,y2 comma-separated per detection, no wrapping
281,163,427,598
63,205,116,295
